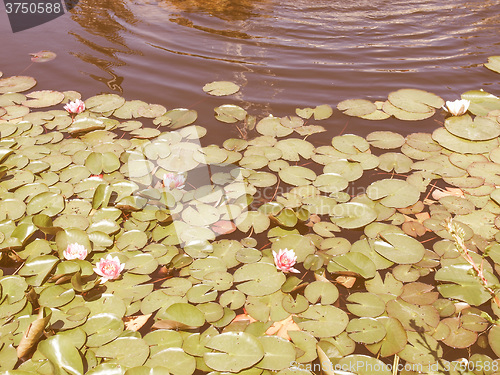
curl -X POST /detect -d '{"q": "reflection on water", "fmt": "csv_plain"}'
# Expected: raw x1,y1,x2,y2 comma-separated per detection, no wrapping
161,0,267,21
67,0,143,93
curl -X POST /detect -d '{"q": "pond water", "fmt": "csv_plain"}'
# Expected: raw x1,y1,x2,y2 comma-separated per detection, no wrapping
1,0,500,137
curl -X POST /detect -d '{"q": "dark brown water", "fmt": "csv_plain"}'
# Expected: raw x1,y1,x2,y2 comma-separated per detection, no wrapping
1,0,500,136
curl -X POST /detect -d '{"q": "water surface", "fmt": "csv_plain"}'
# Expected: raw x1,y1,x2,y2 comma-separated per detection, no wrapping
1,0,500,136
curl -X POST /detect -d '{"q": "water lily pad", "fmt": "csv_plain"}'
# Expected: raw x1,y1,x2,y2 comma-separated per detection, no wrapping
398,331,443,365
296,304,348,338
386,299,439,333
488,324,500,357
444,114,500,141
366,131,405,149
388,88,444,112
86,94,126,113
435,264,494,306
161,303,204,328
366,179,420,208
30,50,57,63
313,104,333,120
95,337,150,367
346,292,386,317
147,347,196,375
137,103,167,118
256,336,296,370
462,90,500,116
373,232,425,264
304,281,339,305
365,316,407,357
156,108,197,129
256,116,293,137
23,90,64,108
346,318,386,344
440,317,477,348
331,134,369,154
337,99,377,117
0,76,36,93
203,81,240,96
38,335,84,375
204,332,264,372
234,263,286,296
328,252,377,279
400,282,438,305
485,55,500,74
330,202,377,229
215,104,247,123
313,173,348,194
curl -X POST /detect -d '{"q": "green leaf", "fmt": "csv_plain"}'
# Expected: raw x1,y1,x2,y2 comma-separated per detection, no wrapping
296,305,349,338
203,81,240,96
38,335,84,375
234,263,286,296
95,337,150,367
203,332,264,372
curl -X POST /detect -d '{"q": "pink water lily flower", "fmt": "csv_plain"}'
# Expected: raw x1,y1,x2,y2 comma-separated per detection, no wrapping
63,243,88,260
162,172,186,190
94,254,125,283
64,99,85,114
443,99,470,116
273,248,300,273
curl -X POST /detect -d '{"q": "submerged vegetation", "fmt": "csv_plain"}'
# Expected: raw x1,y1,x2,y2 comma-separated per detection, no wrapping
0,56,500,374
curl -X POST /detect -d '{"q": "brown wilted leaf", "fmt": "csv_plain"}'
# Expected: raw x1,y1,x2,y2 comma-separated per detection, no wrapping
265,315,300,340
431,187,464,200
402,220,427,237
17,308,51,359
335,275,356,288
211,220,237,235
123,314,152,331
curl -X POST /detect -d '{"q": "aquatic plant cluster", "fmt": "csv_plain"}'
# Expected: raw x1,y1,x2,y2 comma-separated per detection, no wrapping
0,56,500,374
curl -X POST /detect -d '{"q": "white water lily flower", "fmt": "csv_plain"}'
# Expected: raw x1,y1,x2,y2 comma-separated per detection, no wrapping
443,99,470,116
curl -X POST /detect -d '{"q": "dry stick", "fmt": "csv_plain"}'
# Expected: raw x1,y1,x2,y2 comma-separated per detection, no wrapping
338,120,349,136
446,219,500,309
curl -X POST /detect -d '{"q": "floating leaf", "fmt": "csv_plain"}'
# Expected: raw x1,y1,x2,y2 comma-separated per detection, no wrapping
30,50,57,63
444,114,500,141
203,81,240,96
215,104,247,123
234,263,286,296
23,90,64,108
485,55,500,74
204,332,264,372
0,76,36,93
296,305,349,337
366,179,420,208
388,88,444,112
462,90,500,116
86,94,126,113
330,202,377,229
337,99,377,117
346,318,386,344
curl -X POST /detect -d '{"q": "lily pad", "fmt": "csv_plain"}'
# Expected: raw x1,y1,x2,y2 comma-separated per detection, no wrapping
203,81,240,96
444,114,500,141
204,332,264,372
234,263,286,296
296,305,349,338
86,94,126,113
337,99,377,117
0,76,37,93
